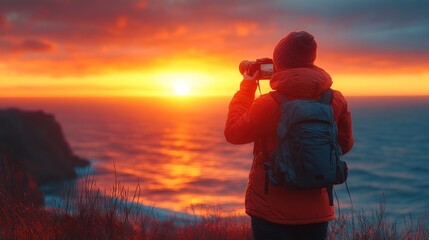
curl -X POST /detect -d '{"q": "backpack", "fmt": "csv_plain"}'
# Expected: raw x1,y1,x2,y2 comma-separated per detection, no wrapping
263,89,348,206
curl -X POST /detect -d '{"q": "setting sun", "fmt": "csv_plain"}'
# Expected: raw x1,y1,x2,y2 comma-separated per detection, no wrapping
173,81,190,96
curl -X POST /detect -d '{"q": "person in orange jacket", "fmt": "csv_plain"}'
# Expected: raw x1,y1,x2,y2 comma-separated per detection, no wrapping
224,31,353,240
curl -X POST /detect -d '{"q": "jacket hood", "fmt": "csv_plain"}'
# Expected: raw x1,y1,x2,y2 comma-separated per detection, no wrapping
270,66,332,99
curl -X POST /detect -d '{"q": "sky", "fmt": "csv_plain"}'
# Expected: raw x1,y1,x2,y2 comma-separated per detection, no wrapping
1,0,429,97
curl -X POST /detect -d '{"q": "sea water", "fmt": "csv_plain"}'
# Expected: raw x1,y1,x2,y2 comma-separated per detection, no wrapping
1,96,428,224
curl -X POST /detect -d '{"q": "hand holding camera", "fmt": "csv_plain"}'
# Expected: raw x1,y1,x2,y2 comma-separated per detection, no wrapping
239,58,275,80
243,70,260,81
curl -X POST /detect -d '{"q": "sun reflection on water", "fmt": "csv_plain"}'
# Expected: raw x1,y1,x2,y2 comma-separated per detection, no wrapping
44,97,251,215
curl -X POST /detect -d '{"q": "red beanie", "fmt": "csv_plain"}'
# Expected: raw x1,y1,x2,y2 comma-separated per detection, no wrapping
273,31,317,71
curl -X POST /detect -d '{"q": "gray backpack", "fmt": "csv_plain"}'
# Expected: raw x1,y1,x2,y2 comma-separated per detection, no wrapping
263,89,348,205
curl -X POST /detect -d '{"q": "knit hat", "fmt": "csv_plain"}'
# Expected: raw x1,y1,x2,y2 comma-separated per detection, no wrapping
273,31,317,70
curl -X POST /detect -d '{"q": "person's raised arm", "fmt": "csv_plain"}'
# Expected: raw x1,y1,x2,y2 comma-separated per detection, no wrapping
225,71,274,144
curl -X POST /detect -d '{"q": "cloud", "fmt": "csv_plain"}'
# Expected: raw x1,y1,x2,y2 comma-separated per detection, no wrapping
256,0,429,54
18,39,55,52
0,38,55,54
0,0,428,76
0,13,9,29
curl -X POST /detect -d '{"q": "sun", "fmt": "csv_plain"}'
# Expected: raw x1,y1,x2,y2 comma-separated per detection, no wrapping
173,81,190,96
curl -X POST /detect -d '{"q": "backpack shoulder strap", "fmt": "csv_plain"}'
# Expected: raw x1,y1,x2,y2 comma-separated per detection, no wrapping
269,91,289,104
319,88,333,105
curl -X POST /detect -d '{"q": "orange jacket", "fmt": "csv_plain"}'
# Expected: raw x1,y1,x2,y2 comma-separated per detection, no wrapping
224,66,353,224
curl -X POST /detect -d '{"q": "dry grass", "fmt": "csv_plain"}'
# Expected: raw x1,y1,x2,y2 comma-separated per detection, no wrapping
329,201,428,240
1,155,428,239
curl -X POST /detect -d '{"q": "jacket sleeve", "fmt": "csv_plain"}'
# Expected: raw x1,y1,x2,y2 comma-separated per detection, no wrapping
224,81,277,144
332,90,354,155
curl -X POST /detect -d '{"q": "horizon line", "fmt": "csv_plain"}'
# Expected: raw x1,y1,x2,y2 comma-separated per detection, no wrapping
1,94,429,99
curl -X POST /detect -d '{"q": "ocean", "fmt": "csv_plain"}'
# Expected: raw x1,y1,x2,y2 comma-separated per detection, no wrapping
1,96,428,225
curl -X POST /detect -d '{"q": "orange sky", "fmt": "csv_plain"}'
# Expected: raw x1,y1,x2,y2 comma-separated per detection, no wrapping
1,0,429,97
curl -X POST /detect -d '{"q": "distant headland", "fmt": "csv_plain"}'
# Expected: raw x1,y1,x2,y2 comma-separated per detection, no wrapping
0,108,89,185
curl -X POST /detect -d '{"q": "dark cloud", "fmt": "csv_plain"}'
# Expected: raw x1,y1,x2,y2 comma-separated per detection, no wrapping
0,13,9,29
2,0,428,48
0,0,428,75
274,0,429,52
0,38,55,54
19,39,55,52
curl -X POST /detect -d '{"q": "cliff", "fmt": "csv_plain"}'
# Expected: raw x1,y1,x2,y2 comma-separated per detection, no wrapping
0,108,89,185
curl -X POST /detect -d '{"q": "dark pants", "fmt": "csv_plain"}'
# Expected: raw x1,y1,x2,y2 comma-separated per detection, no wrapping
251,216,329,240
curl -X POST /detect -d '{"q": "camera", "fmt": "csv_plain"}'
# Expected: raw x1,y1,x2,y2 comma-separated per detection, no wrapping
239,58,275,79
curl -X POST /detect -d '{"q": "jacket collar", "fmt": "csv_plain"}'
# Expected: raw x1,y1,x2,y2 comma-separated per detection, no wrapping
270,65,333,99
